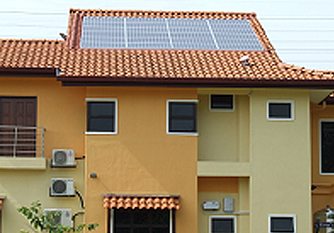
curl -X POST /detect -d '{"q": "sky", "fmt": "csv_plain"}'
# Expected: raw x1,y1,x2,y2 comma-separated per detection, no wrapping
0,0,333,71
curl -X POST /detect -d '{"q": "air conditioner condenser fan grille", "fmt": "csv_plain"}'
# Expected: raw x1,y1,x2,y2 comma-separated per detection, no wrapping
54,151,67,165
48,211,62,225
52,180,67,193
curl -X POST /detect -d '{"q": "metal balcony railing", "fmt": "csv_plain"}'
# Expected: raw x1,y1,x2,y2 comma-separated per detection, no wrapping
0,125,45,157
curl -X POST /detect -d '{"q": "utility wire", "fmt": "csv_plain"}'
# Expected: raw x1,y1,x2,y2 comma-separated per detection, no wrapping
0,10,334,19
0,11,66,15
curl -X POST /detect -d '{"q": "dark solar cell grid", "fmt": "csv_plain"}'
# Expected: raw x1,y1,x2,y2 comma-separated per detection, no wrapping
80,17,264,51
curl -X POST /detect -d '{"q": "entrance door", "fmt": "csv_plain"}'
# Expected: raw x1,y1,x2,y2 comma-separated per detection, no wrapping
0,97,37,157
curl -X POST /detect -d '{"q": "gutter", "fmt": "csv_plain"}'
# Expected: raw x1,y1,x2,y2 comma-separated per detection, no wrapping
57,75,334,89
0,67,59,77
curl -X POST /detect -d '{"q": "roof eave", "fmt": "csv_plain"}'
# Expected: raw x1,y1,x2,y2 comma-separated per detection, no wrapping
57,75,334,89
0,67,59,77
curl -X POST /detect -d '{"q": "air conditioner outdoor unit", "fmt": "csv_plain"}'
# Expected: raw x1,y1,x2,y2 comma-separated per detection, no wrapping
44,209,72,227
52,149,76,168
50,178,75,197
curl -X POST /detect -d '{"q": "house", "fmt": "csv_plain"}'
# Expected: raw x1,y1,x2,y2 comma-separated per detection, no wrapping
1,8,334,233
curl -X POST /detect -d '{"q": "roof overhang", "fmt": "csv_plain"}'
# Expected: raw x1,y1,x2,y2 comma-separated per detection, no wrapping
102,194,180,210
310,89,334,104
0,67,59,77
58,75,334,89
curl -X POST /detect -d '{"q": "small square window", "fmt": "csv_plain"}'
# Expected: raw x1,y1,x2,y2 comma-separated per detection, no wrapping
210,216,236,233
210,95,234,111
267,100,294,121
269,215,295,233
167,100,198,135
86,99,117,134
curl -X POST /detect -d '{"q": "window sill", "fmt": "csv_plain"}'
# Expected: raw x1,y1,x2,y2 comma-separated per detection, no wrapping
167,132,198,136
85,132,117,135
0,157,46,170
267,118,294,121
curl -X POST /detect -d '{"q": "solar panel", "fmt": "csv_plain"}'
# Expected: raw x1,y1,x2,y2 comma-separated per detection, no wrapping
168,18,217,50
80,16,264,51
126,18,171,49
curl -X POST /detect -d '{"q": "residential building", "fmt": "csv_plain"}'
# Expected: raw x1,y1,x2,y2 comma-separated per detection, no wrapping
1,8,334,233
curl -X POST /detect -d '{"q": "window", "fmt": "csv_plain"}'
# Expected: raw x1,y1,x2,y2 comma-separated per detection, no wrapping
269,215,295,233
210,95,234,111
112,209,172,233
210,216,236,233
267,100,294,121
167,100,198,135
0,97,37,157
86,98,117,134
320,120,334,174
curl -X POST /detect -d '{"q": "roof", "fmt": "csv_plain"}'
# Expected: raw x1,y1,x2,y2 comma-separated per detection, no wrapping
0,9,334,87
102,194,180,210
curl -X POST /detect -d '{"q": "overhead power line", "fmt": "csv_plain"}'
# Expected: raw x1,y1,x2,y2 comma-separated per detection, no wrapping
0,11,334,20
0,10,66,15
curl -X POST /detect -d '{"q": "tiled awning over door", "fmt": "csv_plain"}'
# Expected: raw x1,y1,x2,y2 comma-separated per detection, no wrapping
103,194,180,210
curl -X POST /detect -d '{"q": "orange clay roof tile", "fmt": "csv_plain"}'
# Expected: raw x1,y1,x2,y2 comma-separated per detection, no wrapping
103,194,180,210
1,9,334,86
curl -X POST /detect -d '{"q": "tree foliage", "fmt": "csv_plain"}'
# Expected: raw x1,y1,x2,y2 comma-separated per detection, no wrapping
18,201,98,233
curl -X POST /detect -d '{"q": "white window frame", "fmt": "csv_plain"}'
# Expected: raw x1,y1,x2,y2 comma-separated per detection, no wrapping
209,94,235,112
85,98,118,135
109,209,173,233
268,214,296,233
267,100,294,121
319,119,334,175
166,99,198,136
209,215,237,233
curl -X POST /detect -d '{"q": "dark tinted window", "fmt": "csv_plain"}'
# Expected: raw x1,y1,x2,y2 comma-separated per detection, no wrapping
211,95,233,110
270,217,294,232
114,209,169,233
268,103,291,119
168,102,197,133
87,102,115,132
211,218,234,233
321,121,334,173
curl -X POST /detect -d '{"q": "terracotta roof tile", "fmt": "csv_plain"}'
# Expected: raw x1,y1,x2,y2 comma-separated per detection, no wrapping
1,9,334,87
102,194,180,210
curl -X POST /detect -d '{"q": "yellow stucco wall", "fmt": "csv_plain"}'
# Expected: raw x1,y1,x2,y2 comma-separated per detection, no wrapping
0,160,85,232
85,87,198,233
198,94,250,162
249,89,312,233
198,177,250,233
0,77,86,232
311,103,334,214
0,78,317,233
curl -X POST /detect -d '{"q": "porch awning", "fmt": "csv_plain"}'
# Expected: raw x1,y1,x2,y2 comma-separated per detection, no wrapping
103,194,180,210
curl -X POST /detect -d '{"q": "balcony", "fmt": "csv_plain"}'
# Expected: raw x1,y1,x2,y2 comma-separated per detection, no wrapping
0,125,45,157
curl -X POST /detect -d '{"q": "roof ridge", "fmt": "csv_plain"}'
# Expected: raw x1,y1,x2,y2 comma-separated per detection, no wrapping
69,8,257,18
279,62,334,76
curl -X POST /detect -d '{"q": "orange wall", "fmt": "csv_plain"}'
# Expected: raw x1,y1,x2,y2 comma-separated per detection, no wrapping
85,87,198,233
198,177,239,193
0,77,86,158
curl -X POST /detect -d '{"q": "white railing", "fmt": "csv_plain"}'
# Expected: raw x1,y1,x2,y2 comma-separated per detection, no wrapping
0,125,45,157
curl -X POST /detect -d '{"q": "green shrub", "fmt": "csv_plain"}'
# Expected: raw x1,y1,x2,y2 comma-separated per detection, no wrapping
18,200,98,233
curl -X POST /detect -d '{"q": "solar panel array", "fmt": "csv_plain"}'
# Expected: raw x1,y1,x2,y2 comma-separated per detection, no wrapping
80,17,264,51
